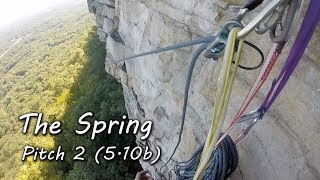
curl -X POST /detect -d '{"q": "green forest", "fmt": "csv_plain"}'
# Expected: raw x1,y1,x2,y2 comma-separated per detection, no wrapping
0,3,140,180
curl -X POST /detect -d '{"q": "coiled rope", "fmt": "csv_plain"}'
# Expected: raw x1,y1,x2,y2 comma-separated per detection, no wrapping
174,134,238,180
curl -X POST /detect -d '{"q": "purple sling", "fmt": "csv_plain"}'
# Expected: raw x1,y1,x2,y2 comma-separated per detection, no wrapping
260,0,320,113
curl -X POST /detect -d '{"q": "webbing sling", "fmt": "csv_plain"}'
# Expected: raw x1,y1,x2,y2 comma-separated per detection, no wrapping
260,0,320,113
215,0,317,148
233,0,319,150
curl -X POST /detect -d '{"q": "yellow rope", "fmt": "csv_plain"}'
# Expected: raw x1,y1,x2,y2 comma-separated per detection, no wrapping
193,27,244,179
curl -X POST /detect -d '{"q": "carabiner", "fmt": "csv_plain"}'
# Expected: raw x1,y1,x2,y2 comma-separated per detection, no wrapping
269,0,300,43
237,0,289,39
255,5,285,35
238,108,263,123
244,117,258,134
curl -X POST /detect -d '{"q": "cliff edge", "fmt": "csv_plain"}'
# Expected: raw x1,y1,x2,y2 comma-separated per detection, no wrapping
87,0,320,179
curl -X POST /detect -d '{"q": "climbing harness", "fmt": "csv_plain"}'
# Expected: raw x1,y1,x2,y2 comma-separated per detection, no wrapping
116,0,318,179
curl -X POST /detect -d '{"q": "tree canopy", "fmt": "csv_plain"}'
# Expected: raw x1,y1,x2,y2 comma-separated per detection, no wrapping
0,3,140,179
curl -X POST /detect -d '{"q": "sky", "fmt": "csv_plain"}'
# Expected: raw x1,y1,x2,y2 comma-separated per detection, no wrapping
0,0,83,28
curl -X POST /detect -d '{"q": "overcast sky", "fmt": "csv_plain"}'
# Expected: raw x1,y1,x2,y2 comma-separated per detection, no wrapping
0,0,84,28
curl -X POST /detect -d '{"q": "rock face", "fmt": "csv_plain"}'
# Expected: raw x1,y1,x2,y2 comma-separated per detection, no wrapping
87,0,320,179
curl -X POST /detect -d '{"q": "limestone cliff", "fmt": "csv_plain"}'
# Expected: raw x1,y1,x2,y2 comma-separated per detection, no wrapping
87,0,320,179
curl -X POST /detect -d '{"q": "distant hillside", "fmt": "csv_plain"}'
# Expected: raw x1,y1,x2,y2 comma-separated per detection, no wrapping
0,2,140,179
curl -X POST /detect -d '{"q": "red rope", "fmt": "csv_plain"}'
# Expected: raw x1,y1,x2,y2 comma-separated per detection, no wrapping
214,43,284,148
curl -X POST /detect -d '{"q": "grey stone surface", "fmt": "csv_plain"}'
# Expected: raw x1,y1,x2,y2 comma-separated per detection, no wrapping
88,0,320,179
96,0,115,7
102,5,115,19
96,28,106,42
103,18,113,33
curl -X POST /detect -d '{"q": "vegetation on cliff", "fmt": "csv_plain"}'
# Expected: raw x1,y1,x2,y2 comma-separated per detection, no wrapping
0,3,140,180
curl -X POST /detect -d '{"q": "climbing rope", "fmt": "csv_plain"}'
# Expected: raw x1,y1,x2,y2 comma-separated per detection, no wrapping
159,42,211,176
214,0,302,150
117,37,263,70
215,42,286,148
115,0,316,179
193,27,244,179
233,0,319,148
117,36,216,62
174,134,238,180
117,22,264,177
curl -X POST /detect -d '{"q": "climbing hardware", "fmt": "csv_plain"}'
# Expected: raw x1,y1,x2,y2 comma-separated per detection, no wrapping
118,0,319,179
